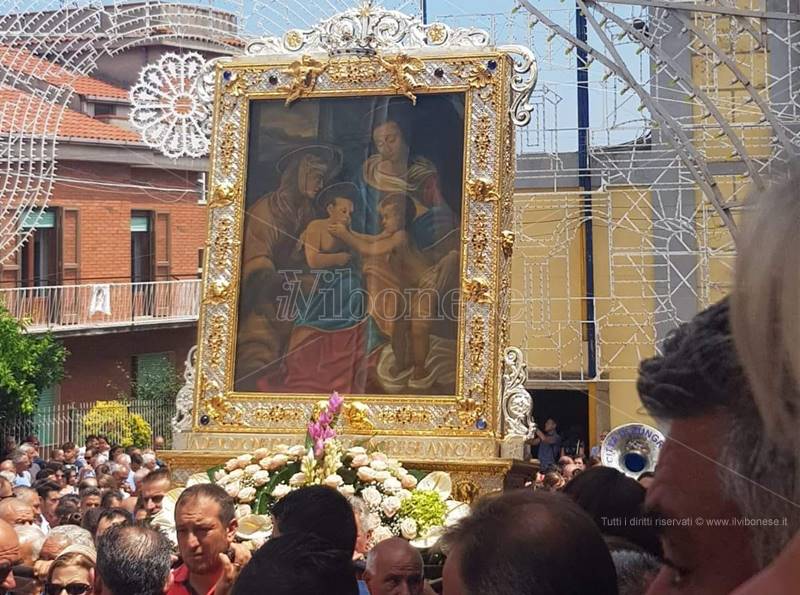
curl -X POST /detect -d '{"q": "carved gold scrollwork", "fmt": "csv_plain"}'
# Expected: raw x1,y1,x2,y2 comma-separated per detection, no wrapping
377,54,426,105
466,178,499,202
204,280,230,305
343,401,376,433
468,316,486,372
470,213,489,268
219,127,237,176
377,408,432,426
473,115,491,169
464,278,492,304
455,390,484,426
466,64,492,89
500,230,515,258
328,58,383,83
253,406,303,424
280,56,329,105
212,217,236,270
426,23,447,45
208,181,237,208
453,479,481,504
207,314,226,367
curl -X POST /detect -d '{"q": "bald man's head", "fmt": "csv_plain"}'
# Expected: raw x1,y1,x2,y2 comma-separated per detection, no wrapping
364,537,424,595
39,532,70,561
0,519,20,594
0,499,34,527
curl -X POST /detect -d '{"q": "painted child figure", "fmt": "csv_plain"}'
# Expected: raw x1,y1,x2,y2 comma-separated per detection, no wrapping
329,193,438,389
301,184,356,270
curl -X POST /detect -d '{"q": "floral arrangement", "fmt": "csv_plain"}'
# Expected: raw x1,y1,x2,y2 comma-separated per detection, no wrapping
193,392,469,548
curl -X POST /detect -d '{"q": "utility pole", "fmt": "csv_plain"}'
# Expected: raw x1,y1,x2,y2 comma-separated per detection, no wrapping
576,3,597,378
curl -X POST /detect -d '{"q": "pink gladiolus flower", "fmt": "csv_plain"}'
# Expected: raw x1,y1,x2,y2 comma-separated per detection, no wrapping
328,391,344,414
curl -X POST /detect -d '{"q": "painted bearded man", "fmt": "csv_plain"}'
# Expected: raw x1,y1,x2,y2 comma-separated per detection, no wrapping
235,145,340,391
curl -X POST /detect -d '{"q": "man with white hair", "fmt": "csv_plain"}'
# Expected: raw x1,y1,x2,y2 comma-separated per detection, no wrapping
109,463,133,496
18,444,40,479
11,452,31,487
142,452,157,471
14,524,45,566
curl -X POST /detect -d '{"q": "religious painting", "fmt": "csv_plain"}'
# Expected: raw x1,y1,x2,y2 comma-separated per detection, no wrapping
190,5,537,446
233,94,465,397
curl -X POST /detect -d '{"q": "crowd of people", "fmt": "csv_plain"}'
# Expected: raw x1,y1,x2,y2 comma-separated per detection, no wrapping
1,168,799,595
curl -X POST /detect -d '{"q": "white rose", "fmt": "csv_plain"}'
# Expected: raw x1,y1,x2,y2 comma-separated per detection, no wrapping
224,458,239,472
275,444,290,453
216,474,233,487
381,496,402,518
338,485,355,498
270,454,289,469
287,445,306,458
401,474,418,489
323,474,344,488
398,489,413,501
374,471,391,482
371,452,388,463
347,446,367,456
237,454,253,467
238,486,257,503
213,469,227,482
400,518,418,540
357,467,378,483
383,477,402,494
366,512,382,531
387,459,401,470
244,464,261,477
228,468,244,480
361,487,382,509
373,526,393,543
225,481,241,498
259,457,272,470
235,504,252,519
272,484,292,499
370,459,388,471
253,448,270,460
253,470,270,486
351,454,370,468
289,472,307,487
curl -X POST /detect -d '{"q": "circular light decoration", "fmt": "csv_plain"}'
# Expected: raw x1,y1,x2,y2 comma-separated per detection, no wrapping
129,52,212,159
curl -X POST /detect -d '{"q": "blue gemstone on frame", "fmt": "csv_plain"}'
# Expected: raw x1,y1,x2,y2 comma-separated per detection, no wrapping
487,59,498,71
223,70,232,81
200,414,211,426
476,418,488,430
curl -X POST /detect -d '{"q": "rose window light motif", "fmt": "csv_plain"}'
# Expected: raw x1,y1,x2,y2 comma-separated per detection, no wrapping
129,52,211,159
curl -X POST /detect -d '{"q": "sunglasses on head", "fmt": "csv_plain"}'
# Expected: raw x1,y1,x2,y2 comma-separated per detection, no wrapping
44,582,92,595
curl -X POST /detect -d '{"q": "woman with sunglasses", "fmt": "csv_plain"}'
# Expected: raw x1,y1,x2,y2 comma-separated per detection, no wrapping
44,547,95,595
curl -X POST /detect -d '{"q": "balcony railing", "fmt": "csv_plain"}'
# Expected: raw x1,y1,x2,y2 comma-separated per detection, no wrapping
0,279,201,333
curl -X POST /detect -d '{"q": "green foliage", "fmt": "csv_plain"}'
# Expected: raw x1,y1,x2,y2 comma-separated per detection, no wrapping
129,413,153,447
83,401,153,448
0,305,68,417
133,358,182,405
398,490,447,537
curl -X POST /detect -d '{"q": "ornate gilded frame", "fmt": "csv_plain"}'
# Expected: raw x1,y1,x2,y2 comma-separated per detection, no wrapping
188,5,537,458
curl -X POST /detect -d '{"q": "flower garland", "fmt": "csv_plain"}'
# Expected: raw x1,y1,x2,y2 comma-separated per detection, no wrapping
189,392,469,548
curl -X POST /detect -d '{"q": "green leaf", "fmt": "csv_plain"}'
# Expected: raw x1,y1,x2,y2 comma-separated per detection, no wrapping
337,466,357,485
207,464,224,483
407,469,428,483
255,488,272,515
265,461,301,495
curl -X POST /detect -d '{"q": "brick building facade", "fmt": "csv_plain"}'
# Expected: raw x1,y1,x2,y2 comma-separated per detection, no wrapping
0,42,211,406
